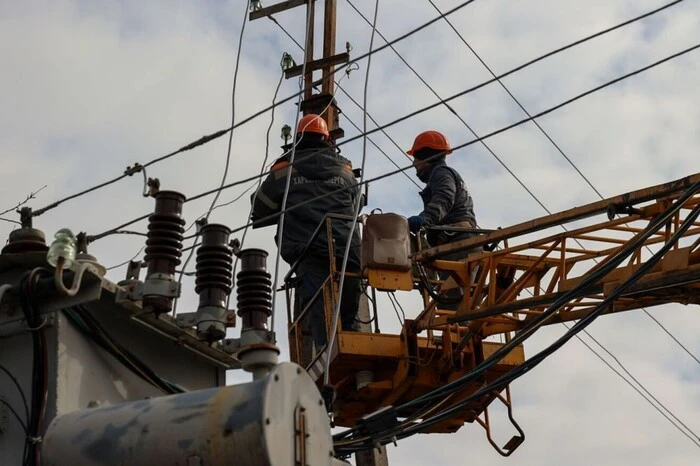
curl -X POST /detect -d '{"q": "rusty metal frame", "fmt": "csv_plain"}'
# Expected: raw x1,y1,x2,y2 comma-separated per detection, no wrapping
411,177,700,340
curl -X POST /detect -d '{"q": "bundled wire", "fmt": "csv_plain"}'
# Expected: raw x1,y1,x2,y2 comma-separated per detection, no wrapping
334,181,700,452
18,268,51,466
62,306,185,395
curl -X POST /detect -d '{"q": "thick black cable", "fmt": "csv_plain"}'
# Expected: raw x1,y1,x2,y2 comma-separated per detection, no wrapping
89,41,700,243
334,181,700,445
400,202,700,441
401,181,700,409
336,198,700,451
18,268,51,466
64,306,185,394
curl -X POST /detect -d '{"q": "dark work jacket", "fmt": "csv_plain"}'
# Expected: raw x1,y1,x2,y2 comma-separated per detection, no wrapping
250,146,361,271
418,160,477,246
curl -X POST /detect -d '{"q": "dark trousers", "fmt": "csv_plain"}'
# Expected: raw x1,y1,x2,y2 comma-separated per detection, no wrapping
296,259,361,349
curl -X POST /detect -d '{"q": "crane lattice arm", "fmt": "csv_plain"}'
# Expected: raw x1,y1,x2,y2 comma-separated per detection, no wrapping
286,172,700,455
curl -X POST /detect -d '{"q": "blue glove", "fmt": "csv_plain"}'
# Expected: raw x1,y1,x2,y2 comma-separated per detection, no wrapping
407,215,426,233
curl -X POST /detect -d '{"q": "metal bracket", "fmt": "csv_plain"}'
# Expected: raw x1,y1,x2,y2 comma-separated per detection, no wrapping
0,271,99,338
475,388,525,457
115,279,144,303
222,338,241,354
143,274,180,299
606,202,643,221
294,405,308,466
176,311,236,329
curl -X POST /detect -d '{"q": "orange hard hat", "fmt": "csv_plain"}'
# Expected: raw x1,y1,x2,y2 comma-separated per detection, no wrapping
406,130,453,156
297,114,330,139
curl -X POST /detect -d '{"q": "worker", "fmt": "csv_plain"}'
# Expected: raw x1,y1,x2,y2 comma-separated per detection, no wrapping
250,113,361,351
406,130,479,306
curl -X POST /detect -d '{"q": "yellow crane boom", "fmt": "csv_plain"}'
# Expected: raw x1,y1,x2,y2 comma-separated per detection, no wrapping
285,172,700,455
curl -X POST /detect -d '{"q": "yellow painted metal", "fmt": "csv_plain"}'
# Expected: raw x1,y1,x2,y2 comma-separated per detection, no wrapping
284,172,700,440
367,268,414,291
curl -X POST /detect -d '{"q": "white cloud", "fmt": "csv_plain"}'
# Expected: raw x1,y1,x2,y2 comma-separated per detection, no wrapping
2,0,699,464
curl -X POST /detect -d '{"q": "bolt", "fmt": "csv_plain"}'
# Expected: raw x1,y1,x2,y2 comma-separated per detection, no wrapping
274,374,279,382
296,367,302,375
265,418,271,425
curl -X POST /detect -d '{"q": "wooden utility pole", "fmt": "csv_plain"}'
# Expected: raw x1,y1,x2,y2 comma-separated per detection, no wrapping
250,2,388,465
250,0,347,141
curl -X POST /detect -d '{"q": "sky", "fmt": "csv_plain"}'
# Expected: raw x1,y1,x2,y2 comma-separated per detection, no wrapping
1,0,699,464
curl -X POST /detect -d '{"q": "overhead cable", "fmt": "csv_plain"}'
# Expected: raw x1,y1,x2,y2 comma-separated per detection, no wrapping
269,17,421,188
30,0,480,220
324,0,381,385
173,3,250,315
89,41,700,242
269,3,315,333
427,0,700,366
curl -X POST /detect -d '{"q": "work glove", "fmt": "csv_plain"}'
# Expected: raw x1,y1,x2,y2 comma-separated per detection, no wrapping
407,215,426,233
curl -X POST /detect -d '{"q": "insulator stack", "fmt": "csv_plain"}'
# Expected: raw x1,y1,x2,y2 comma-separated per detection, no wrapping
194,223,233,341
236,249,273,332
143,190,186,314
1,228,48,254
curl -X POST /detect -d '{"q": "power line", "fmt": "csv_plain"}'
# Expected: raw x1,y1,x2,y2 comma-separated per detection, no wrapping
345,0,552,214
334,194,700,451
325,0,381,385
89,41,700,242
267,16,420,189
229,71,286,316
426,0,700,366
206,2,249,219
269,3,314,333
30,0,678,221
642,310,700,365
569,323,700,441
221,41,700,236
173,2,250,315
29,0,481,221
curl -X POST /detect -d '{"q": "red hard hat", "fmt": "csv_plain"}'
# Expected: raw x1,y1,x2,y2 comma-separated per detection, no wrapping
297,114,330,139
406,130,453,156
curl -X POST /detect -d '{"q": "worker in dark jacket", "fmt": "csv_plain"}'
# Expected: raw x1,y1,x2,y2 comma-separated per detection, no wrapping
406,130,478,307
250,113,361,350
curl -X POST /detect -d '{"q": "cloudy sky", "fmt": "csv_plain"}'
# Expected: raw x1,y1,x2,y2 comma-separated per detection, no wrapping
2,0,700,464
